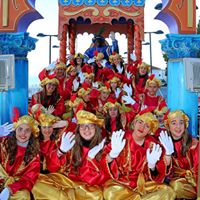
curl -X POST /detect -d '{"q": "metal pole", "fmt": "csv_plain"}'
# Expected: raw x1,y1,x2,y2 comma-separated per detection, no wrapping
49,36,52,64
149,32,152,74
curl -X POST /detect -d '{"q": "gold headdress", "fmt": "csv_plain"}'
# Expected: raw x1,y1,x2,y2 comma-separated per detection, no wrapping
146,74,162,88
38,113,60,127
40,77,59,87
55,62,66,70
103,98,122,113
76,110,104,127
14,115,40,137
164,110,189,129
135,111,159,133
137,62,150,73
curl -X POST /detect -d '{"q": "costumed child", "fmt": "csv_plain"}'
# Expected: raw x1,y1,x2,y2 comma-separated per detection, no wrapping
159,110,199,199
37,113,67,173
32,110,110,200
0,115,40,200
29,77,65,117
141,74,167,111
103,109,176,200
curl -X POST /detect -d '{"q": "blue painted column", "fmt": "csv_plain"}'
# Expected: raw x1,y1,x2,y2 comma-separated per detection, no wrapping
160,34,200,137
0,32,37,124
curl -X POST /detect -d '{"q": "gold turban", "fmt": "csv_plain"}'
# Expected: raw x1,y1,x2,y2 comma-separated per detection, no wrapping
164,110,189,129
40,77,59,87
76,110,104,127
14,115,40,137
38,113,60,127
135,112,159,133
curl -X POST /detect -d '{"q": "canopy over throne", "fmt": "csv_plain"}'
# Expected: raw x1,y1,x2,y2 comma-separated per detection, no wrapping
58,0,145,64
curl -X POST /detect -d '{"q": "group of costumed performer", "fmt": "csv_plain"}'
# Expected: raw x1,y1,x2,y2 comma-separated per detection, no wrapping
0,108,199,199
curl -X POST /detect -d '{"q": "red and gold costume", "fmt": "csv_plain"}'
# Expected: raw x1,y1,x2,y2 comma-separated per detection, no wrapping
30,90,65,117
32,110,109,200
103,132,175,200
0,138,40,200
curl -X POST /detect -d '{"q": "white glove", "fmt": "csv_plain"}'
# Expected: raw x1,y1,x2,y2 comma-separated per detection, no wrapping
0,188,10,200
100,59,107,67
122,95,136,105
0,123,13,137
126,71,133,79
130,52,136,61
109,129,126,158
159,131,174,156
116,64,123,74
78,72,85,84
59,132,75,153
88,138,106,159
146,143,162,170
122,83,132,96
87,57,95,64
114,88,121,99
92,82,99,88
140,104,147,111
109,31,115,41
73,79,80,91
46,61,56,71
46,105,55,114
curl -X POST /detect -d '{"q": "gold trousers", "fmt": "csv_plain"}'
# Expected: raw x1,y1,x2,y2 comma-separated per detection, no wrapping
103,179,176,200
32,173,103,200
170,177,196,199
10,190,30,200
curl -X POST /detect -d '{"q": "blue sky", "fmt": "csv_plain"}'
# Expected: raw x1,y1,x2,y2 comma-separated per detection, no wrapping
27,0,200,86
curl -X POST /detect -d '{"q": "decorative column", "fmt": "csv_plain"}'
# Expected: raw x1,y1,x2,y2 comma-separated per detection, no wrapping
160,34,200,136
69,23,76,55
59,24,68,63
0,32,37,124
134,24,142,61
127,23,134,65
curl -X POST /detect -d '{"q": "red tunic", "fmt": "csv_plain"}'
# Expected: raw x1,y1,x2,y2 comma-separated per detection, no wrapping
170,138,199,189
105,132,167,188
0,138,40,194
143,93,167,109
38,68,73,100
46,146,110,186
29,90,65,117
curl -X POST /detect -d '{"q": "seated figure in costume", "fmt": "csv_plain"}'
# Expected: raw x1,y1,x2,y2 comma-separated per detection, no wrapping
84,29,119,62
0,115,40,200
32,110,111,200
103,109,176,200
159,110,199,199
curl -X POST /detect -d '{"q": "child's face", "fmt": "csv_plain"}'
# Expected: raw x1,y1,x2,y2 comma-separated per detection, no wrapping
139,66,147,76
147,83,158,96
16,124,32,143
133,119,151,139
41,126,54,141
169,116,185,140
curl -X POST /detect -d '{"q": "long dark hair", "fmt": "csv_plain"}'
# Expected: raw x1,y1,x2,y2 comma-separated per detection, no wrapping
170,129,192,157
5,133,40,166
40,87,60,107
105,110,122,133
38,127,59,142
135,71,149,88
72,125,103,173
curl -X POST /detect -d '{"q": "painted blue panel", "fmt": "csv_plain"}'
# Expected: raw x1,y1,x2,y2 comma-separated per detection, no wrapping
167,59,198,137
109,0,120,6
84,0,96,6
97,0,108,6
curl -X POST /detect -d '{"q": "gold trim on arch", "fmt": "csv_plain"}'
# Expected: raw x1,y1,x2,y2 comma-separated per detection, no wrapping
103,7,141,17
64,7,99,16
